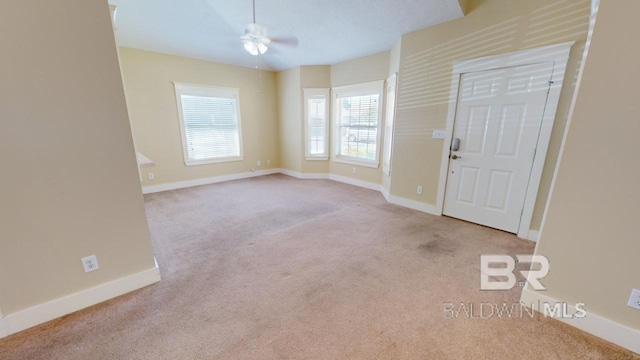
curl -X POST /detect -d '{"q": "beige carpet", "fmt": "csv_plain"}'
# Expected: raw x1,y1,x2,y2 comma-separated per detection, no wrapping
0,174,637,359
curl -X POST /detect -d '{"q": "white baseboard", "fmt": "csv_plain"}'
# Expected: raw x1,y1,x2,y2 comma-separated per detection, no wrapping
328,174,382,192
521,289,640,355
278,168,302,179
0,260,161,339
278,169,330,180
142,169,280,194
386,193,439,215
0,310,7,338
280,171,440,216
301,173,330,180
142,167,441,218
278,170,381,192
380,186,391,202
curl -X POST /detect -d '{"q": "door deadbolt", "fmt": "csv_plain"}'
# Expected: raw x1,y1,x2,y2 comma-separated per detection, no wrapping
451,138,461,152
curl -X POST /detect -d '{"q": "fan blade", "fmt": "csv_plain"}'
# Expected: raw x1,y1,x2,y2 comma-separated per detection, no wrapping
270,35,299,49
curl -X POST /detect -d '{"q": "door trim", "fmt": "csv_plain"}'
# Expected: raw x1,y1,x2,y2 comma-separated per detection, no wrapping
435,41,575,239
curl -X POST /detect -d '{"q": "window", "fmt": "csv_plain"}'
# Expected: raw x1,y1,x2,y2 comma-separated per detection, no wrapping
332,81,384,167
174,83,243,166
382,74,397,175
304,88,330,160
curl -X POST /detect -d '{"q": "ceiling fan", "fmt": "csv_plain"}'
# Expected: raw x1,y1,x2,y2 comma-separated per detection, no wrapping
239,0,297,56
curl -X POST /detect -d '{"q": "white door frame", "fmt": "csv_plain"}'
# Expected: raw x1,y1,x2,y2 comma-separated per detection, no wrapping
435,41,575,239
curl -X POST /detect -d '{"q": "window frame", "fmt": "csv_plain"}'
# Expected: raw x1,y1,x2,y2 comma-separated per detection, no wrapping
382,73,398,176
304,88,330,161
173,82,244,166
331,80,385,168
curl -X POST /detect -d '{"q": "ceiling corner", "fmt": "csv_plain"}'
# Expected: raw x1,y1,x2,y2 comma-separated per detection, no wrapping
457,0,472,16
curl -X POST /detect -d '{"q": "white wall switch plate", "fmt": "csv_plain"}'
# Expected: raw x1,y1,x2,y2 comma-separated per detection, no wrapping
81,255,100,273
417,186,423,195
433,130,446,139
627,288,640,310
352,167,357,174
148,172,154,180
257,160,261,167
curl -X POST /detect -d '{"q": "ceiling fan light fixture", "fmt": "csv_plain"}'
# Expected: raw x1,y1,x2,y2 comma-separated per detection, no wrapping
241,0,271,57
243,40,259,56
257,42,268,54
241,33,269,56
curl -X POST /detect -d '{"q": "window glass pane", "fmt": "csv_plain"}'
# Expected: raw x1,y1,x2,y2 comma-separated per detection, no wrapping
180,94,240,161
338,94,379,161
308,98,326,155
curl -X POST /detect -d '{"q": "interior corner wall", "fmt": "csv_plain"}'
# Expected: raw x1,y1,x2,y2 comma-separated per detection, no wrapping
523,0,640,335
456,0,471,15
277,67,302,173
330,51,391,185
391,0,591,228
119,48,280,187
389,39,402,77
0,1,156,314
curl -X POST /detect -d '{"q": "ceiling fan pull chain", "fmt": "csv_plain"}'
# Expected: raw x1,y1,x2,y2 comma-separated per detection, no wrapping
256,55,263,95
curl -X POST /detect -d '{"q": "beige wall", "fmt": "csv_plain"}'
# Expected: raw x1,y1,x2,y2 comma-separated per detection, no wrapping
390,0,590,229
117,0,590,236
278,59,392,179
119,48,280,186
277,65,332,175
330,52,391,184
277,67,302,172
330,51,390,88
0,1,156,313
523,0,640,330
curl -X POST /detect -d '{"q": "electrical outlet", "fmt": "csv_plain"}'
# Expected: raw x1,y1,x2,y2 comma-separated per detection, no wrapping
148,172,154,180
417,186,423,195
352,167,357,174
627,288,640,311
81,255,100,273
257,160,261,167
267,159,271,165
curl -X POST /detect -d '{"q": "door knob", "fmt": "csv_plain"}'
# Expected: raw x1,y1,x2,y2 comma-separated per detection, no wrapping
451,154,462,160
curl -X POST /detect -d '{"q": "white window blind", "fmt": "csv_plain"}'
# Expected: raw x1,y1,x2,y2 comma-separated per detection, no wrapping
174,83,243,166
332,81,384,167
304,88,330,160
383,74,397,176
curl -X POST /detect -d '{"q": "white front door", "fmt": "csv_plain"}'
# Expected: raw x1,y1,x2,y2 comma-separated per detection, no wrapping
443,62,554,233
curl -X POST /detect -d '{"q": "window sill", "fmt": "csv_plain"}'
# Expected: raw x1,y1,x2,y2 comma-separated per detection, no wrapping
305,156,329,161
332,157,379,169
185,156,244,167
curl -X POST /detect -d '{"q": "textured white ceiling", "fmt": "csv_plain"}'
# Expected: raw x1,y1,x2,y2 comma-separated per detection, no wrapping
109,0,465,71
